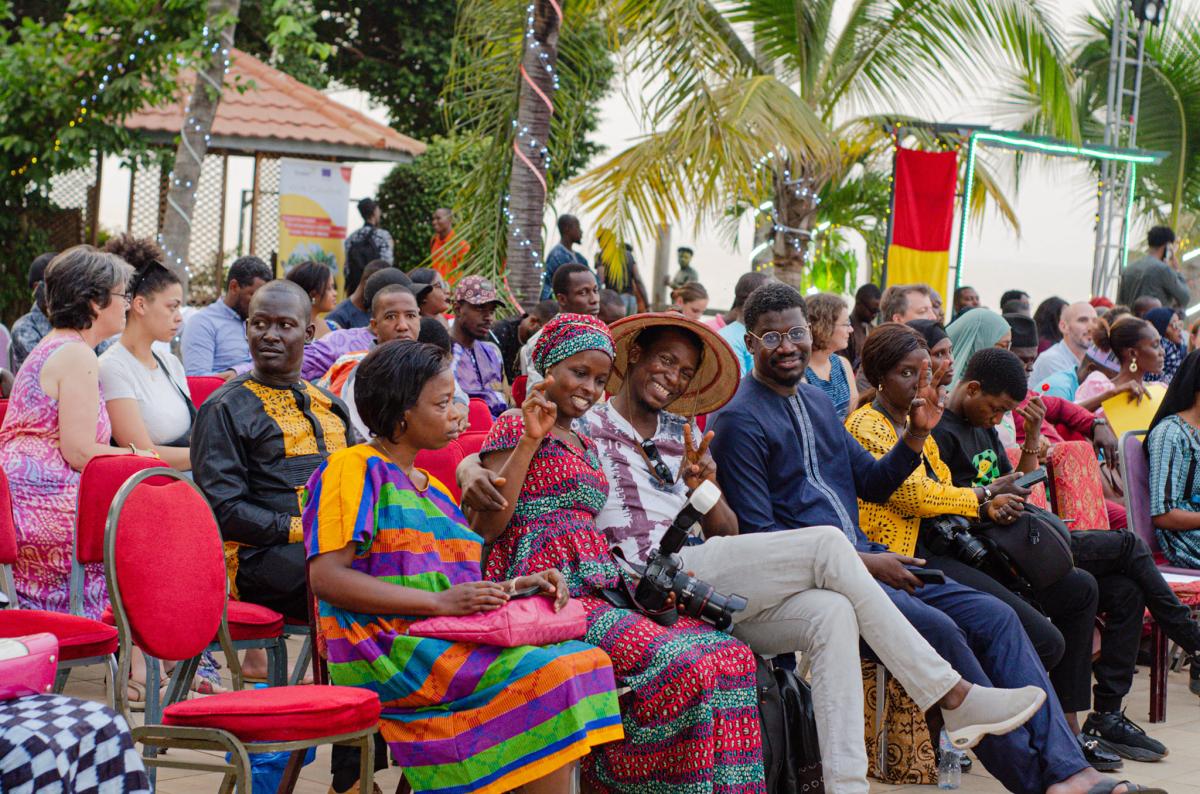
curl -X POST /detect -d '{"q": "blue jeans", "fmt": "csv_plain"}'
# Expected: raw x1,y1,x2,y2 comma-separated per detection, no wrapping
876,578,1088,793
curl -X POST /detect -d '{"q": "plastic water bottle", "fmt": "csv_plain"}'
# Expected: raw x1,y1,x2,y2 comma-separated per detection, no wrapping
937,729,961,789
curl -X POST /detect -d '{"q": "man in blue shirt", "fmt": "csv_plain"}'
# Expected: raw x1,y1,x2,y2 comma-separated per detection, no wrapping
182,256,273,378
711,283,1124,794
541,214,588,301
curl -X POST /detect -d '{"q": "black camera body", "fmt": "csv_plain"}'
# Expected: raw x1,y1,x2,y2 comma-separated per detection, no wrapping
633,481,748,631
923,515,988,566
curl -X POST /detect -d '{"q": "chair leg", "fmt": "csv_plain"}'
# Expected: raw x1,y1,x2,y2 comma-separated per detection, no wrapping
1150,623,1167,724
360,733,376,794
145,658,162,749
290,635,311,686
274,749,306,794
874,664,888,779
52,668,70,693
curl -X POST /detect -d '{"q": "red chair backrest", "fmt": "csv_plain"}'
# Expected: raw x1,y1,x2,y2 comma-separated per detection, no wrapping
0,399,8,429
107,470,226,662
415,441,464,502
1004,446,1049,509
456,431,487,457
1120,432,1162,555
187,376,225,406
511,376,528,407
76,455,172,564
467,399,494,432
0,467,17,566
1047,441,1110,530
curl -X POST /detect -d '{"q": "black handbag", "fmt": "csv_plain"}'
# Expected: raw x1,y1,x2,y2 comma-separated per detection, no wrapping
756,656,823,794
973,504,1074,591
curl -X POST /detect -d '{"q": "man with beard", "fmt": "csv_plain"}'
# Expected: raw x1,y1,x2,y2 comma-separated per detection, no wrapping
450,275,506,416
182,256,272,378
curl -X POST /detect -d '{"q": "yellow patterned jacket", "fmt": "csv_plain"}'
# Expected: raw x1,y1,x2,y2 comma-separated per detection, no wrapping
844,404,979,557
191,374,352,597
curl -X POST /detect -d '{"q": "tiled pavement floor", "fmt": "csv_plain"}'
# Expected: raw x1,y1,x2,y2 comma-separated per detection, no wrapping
59,636,1200,793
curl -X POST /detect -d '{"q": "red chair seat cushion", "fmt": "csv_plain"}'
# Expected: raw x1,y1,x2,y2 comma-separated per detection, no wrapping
162,685,381,742
102,601,284,641
0,610,118,660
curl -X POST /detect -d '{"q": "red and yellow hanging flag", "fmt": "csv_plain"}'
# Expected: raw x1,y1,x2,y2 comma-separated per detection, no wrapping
886,147,958,293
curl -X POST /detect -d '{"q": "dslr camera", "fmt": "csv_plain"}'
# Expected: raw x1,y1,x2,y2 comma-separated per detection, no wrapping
923,515,988,567
633,481,748,631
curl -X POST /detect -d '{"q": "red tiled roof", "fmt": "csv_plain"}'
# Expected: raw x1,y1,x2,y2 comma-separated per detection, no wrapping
124,49,425,161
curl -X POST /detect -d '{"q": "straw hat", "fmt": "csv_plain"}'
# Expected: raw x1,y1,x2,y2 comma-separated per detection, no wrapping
607,312,741,416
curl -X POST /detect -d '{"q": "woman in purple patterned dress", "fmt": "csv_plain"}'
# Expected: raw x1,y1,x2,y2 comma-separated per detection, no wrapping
0,247,155,617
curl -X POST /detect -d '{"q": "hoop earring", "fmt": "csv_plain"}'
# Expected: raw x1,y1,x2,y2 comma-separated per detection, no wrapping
1129,359,1138,373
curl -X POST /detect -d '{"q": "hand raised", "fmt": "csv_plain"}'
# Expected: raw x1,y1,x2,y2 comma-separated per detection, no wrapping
907,358,948,435
1015,395,1046,436
521,378,558,441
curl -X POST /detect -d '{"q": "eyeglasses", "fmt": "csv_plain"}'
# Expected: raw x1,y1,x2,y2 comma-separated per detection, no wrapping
747,325,812,350
111,290,132,304
639,439,675,485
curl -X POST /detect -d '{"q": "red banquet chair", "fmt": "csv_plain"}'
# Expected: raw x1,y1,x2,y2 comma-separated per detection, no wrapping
77,455,291,709
415,441,465,502
0,398,8,427
511,375,528,407
105,467,380,792
0,466,119,703
186,375,226,407
467,398,494,432
1120,431,1200,722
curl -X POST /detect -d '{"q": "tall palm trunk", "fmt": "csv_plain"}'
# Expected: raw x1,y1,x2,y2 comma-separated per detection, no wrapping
503,0,560,308
771,162,820,288
159,0,240,297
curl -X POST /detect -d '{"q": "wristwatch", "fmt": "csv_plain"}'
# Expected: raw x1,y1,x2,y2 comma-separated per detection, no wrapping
982,485,993,501
1092,417,1109,429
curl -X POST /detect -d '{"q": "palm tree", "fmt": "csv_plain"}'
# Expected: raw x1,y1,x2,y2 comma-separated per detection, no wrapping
571,0,1077,287
159,0,241,295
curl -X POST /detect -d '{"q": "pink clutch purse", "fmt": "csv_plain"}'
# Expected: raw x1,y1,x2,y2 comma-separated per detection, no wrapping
0,632,59,701
408,596,587,647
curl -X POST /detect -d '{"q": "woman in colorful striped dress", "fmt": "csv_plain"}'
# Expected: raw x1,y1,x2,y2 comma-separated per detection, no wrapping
473,313,766,794
304,339,623,794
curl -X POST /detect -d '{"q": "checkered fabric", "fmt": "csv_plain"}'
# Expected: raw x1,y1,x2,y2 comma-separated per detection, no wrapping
0,694,149,794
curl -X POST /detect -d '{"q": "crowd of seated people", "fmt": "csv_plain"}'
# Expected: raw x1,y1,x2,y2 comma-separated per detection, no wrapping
10,225,1200,794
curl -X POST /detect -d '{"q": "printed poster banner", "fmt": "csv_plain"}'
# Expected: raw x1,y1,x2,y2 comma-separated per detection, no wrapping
277,158,353,286
886,147,958,295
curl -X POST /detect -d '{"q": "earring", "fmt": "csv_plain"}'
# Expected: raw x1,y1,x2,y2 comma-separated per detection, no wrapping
1129,359,1138,373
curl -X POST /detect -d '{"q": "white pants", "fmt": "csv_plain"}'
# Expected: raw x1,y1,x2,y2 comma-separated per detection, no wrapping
679,525,961,794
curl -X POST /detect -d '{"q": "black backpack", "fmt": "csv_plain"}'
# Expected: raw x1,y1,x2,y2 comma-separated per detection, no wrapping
346,227,383,293
756,656,824,794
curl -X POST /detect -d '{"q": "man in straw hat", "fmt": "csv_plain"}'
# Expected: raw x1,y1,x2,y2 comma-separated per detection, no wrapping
458,311,1054,794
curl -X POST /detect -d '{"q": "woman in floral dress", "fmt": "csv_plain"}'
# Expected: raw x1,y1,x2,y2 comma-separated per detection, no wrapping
474,313,765,793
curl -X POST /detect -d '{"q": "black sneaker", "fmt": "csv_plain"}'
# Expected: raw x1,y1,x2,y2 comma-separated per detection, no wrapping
1190,659,1200,697
1077,733,1123,772
1083,711,1168,762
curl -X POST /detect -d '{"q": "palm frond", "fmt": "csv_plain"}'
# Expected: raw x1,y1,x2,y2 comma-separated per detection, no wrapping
573,74,836,250
821,0,1077,142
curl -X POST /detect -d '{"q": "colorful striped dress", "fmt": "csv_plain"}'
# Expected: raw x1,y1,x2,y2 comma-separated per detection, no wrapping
481,414,766,794
303,445,624,794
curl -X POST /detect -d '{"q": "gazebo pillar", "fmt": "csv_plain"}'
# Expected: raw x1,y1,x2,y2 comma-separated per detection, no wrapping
249,152,263,256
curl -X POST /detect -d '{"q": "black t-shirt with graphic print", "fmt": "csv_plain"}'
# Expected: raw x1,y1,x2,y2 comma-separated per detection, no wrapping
931,407,1013,488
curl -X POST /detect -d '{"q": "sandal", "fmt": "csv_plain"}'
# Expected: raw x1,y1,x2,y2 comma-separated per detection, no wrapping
1085,781,1167,794
191,678,229,695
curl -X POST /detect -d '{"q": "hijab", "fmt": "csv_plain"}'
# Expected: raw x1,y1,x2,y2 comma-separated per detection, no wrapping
946,308,1011,387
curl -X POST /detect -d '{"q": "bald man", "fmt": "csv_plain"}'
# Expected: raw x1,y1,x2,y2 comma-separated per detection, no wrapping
193,280,355,622
1030,301,1099,385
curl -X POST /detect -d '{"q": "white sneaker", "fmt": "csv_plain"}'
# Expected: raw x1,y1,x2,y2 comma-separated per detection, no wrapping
941,685,1046,749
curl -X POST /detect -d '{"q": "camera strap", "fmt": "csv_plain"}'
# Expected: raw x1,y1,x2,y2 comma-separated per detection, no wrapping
605,548,680,627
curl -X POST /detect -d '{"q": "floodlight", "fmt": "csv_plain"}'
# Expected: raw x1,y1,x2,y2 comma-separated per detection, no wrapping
1132,0,1166,25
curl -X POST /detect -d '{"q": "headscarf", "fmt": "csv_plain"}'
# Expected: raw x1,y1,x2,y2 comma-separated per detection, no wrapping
1085,344,1120,373
1144,307,1184,384
945,308,1011,387
907,319,949,351
532,313,614,375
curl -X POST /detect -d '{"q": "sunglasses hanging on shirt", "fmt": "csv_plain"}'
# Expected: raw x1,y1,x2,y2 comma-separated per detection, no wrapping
639,438,677,485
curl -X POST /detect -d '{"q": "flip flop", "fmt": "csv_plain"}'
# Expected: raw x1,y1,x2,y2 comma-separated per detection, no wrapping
1086,781,1167,794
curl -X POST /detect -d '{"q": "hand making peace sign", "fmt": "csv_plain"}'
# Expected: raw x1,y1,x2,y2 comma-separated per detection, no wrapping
682,422,718,491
